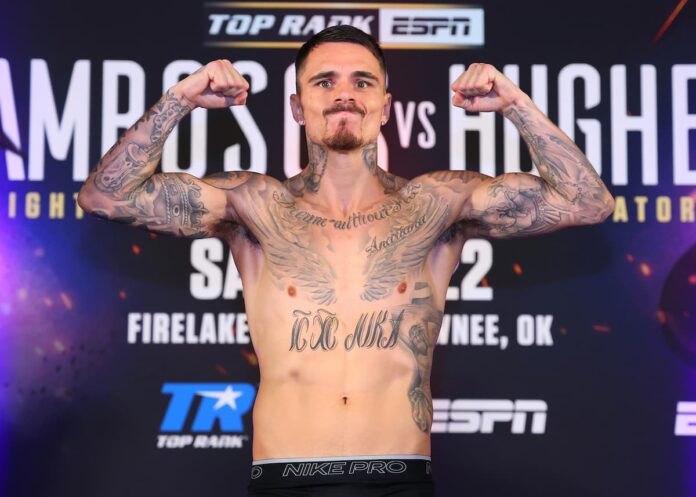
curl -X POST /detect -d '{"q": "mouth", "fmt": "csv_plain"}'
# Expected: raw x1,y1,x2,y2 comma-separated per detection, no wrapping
329,110,361,117
323,104,366,118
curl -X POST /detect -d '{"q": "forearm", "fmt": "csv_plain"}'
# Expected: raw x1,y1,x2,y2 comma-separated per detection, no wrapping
79,89,193,203
503,99,614,218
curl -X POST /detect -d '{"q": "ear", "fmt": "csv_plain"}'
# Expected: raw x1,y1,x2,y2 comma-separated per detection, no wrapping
381,92,392,124
290,93,305,125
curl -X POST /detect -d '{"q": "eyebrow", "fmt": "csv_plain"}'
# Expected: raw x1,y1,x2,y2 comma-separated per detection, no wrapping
353,71,379,82
307,70,380,83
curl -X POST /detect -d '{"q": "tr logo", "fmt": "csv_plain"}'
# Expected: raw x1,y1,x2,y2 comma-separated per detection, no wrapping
160,383,255,432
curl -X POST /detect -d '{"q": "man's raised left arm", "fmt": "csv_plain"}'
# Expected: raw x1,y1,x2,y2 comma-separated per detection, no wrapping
421,63,615,238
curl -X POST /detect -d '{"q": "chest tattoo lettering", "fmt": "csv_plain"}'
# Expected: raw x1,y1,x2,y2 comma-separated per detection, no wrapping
289,308,406,352
273,184,420,231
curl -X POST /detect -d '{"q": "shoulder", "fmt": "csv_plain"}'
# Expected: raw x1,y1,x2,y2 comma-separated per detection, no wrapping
200,172,290,229
402,171,497,228
400,171,489,206
201,171,282,191
412,170,488,190
376,169,409,194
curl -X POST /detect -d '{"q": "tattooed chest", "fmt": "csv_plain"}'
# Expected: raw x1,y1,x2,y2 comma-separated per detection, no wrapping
286,281,443,353
277,290,443,434
255,186,450,305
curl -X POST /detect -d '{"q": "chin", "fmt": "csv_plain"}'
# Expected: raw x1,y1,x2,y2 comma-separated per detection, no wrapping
322,124,363,151
324,135,363,152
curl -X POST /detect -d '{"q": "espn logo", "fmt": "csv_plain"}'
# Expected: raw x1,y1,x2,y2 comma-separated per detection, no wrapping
379,8,484,47
432,399,547,434
675,402,696,436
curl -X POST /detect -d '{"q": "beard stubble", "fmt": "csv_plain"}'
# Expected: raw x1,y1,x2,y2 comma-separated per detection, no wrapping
322,107,364,151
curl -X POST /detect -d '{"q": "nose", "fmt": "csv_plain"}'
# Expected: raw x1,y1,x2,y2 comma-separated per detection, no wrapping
333,79,355,103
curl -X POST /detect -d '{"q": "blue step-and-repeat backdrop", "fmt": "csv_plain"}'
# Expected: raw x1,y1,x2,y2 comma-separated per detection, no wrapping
1,1,695,496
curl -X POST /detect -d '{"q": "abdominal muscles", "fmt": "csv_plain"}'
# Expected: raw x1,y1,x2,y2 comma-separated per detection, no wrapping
250,331,434,459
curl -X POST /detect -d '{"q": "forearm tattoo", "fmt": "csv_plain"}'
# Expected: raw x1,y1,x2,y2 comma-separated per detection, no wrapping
468,105,613,237
85,91,214,238
505,106,605,205
94,91,192,196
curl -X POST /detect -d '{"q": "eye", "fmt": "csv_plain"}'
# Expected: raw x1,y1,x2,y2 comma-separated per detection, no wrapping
318,80,333,88
356,80,370,89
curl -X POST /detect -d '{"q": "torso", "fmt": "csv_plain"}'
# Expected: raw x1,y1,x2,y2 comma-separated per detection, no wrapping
221,173,468,460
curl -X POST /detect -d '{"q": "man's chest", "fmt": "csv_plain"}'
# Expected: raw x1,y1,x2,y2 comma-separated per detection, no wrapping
252,189,451,302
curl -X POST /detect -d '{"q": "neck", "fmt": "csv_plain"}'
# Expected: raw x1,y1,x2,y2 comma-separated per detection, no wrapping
290,140,393,215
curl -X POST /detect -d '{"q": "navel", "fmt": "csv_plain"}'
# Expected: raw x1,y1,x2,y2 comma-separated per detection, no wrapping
342,396,348,405
397,281,408,293
288,285,297,297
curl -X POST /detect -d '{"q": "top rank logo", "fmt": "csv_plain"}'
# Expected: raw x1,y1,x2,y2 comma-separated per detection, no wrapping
203,2,484,49
157,382,256,449
160,382,255,432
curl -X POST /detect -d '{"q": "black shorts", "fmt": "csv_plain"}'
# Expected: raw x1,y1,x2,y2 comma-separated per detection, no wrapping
246,455,434,497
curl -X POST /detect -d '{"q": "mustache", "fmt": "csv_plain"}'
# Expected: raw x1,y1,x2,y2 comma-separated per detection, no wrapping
323,103,366,117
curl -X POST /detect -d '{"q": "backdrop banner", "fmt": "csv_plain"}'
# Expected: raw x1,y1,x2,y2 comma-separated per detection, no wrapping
1,1,695,496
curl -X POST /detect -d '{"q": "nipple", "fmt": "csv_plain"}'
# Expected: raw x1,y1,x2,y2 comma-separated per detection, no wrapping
397,281,407,293
288,285,297,297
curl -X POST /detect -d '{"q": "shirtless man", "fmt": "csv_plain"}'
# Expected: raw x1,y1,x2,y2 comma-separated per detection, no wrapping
77,25,614,497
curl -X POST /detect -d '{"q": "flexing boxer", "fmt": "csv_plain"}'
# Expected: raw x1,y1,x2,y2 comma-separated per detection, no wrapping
78,26,614,497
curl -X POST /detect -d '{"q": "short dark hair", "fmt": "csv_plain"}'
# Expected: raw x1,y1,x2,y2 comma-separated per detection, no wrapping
294,25,387,92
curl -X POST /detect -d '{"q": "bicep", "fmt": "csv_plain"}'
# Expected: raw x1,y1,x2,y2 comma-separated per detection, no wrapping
468,172,577,238
89,172,228,238
413,170,488,228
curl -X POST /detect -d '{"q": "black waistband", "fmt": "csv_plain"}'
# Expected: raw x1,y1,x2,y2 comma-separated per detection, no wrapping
248,455,433,489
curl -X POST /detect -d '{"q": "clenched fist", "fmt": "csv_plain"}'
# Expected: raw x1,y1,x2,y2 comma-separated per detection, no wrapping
170,59,249,109
451,63,530,113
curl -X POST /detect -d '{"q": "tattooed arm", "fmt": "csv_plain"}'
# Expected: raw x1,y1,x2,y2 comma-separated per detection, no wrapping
424,63,614,238
77,60,252,238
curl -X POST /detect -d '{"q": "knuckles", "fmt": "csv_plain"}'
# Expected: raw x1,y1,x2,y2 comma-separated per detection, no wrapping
451,62,499,96
205,59,249,89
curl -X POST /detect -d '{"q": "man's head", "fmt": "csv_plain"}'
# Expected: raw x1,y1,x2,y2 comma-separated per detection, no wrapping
294,25,387,92
290,25,391,153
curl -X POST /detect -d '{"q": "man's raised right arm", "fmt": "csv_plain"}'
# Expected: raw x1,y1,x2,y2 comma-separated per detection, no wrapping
77,60,251,238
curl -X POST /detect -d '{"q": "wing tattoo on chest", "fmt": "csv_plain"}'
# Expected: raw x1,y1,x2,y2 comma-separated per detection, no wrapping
247,190,337,305
361,187,450,301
